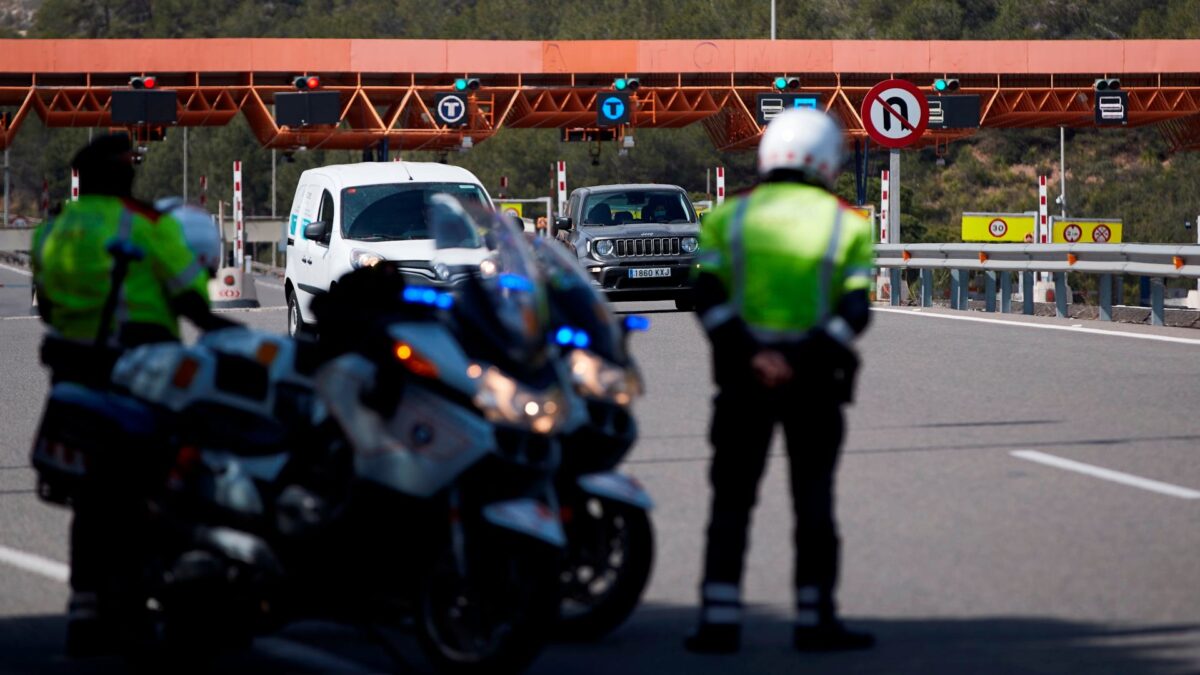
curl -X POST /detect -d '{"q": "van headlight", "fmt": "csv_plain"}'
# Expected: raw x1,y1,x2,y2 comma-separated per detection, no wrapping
568,350,643,406
594,240,614,257
681,237,699,254
351,249,385,269
472,366,572,435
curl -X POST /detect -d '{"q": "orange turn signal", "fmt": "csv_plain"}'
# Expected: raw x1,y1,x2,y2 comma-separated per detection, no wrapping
172,357,200,389
394,342,438,378
255,341,280,365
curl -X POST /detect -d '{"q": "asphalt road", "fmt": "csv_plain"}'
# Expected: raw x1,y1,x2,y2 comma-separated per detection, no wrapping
0,281,1197,674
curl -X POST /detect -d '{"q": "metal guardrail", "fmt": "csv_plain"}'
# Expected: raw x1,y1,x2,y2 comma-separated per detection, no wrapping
875,243,1200,326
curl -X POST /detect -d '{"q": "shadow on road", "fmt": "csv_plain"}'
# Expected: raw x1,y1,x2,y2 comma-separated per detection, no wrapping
1,607,1196,675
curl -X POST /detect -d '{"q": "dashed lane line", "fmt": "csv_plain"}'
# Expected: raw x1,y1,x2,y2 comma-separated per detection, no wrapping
1012,450,1200,500
874,307,1200,346
0,544,69,583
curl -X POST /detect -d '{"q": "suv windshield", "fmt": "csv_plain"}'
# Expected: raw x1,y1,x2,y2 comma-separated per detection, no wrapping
340,182,489,241
581,190,695,226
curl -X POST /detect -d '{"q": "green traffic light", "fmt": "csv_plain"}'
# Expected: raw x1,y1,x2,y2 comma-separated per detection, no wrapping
454,78,468,91
934,79,948,92
614,78,627,91
774,77,787,90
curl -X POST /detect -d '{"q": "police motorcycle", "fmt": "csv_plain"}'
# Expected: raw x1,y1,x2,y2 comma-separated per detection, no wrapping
299,197,582,673
31,199,578,674
528,236,655,641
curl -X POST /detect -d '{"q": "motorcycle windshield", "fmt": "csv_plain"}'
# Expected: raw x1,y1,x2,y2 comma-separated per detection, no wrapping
530,236,626,366
427,196,551,370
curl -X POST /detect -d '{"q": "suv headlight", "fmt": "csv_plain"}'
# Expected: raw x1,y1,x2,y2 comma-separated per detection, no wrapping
568,350,643,406
473,366,572,435
351,249,385,269
681,237,699,254
594,240,614,257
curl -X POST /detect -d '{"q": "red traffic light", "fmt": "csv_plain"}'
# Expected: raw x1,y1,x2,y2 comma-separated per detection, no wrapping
294,75,320,90
130,75,157,89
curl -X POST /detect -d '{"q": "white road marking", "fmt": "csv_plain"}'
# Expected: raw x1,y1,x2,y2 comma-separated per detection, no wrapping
0,315,38,321
1012,450,1200,500
0,544,69,583
0,263,32,277
874,307,1200,346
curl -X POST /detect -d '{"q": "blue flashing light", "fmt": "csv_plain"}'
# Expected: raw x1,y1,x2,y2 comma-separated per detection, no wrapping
498,273,534,292
572,331,590,349
555,327,574,346
403,287,422,302
435,292,454,309
421,288,437,305
623,315,650,332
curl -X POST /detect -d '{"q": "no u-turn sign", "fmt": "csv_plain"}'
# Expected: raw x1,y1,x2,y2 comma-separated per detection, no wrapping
861,79,929,149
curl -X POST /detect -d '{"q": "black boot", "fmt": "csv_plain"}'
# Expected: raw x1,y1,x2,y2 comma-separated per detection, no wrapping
65,592,116,658
684,622,741,654
793,621,875,652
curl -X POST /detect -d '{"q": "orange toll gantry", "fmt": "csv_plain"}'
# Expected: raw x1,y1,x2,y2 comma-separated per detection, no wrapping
1,38,1199,152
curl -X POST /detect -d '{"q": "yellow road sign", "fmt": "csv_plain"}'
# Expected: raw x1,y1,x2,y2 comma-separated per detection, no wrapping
1050,217,1122,244
961,212,1035,242
497,202,523,219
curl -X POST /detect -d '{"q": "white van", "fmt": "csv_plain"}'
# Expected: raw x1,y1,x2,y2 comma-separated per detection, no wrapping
284,162,493,336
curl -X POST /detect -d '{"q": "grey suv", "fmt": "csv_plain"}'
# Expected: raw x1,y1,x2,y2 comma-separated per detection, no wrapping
554,184,699,310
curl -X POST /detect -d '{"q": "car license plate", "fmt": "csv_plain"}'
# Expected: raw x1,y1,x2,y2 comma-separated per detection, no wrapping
629,268,671,279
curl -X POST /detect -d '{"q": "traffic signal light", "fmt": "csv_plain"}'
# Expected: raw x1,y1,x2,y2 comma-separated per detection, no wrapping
129,75,157,90
614,78,640,92
773,76,800,92
293,75,320,90
933,78,960,92
1094,78,1121,91
454,78,481,92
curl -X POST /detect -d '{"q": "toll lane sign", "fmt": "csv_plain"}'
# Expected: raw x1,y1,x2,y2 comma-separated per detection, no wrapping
597,92,632,127
434,93,469,127
861,79,929,149
755,93,823,125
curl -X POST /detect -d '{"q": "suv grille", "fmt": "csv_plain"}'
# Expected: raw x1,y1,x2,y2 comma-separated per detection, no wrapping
611,237,681,258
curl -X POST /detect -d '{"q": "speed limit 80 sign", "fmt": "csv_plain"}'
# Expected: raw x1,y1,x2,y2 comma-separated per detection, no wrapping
861,79,929,149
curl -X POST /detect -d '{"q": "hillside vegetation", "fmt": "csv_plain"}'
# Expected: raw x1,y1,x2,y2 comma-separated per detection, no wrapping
2,0,1199,245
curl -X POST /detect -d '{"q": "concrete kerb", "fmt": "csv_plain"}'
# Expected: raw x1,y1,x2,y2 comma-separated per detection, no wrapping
878,299,1200,329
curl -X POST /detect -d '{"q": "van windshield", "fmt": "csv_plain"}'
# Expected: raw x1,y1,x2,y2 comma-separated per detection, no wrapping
581,189,695,226
340,183,489,241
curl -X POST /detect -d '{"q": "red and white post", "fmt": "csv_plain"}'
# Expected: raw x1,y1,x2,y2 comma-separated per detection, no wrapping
233,161,245,272
70,169,79,202
716,167,726,206
1038,175,1049,244
877,169,890,300
555,161,567,219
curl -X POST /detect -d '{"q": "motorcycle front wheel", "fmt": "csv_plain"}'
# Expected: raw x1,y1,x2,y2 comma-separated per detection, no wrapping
416,538,559,675
555,498,654,641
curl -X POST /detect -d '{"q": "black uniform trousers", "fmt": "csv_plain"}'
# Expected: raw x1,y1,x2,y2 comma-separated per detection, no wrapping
701,378,844,596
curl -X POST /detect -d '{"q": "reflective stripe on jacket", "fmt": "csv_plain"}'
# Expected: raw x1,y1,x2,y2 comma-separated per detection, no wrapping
695,182,874,339
31,195,208,342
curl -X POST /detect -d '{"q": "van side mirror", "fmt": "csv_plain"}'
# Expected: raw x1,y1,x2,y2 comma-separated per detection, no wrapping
555,217,573,231
304,220,330,242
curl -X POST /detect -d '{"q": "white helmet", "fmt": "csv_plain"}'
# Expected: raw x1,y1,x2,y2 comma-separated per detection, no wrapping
756,108,846,189
155,197,221,275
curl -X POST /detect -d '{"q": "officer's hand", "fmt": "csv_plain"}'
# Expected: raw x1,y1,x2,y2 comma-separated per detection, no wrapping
751,349,793,388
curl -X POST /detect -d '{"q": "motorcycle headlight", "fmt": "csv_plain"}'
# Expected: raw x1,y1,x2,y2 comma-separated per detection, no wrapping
594,240,614,257
351,249,385,269
472,366,571,435
680,237,699,254
568,350,643,406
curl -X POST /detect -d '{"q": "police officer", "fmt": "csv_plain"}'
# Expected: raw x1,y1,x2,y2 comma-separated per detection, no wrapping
684,108,875,654
30,134,233,656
